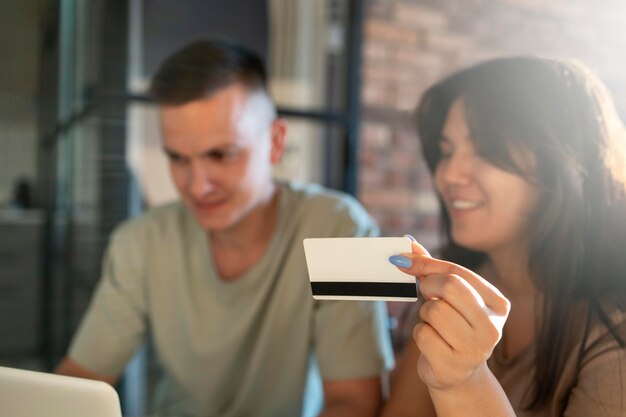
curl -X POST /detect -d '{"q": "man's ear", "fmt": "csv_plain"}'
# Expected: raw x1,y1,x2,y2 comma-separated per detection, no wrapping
270,118,288,164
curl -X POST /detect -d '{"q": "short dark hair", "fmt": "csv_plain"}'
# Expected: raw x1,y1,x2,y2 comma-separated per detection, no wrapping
149,38,268,105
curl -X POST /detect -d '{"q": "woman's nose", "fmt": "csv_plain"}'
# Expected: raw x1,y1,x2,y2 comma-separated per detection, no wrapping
440,153,472,186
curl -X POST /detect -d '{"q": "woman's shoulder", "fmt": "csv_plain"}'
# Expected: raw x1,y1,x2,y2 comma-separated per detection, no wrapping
563,302,626,417
584,301,626,356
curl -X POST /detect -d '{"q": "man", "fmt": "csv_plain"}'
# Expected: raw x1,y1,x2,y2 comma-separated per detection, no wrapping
56,38,393,417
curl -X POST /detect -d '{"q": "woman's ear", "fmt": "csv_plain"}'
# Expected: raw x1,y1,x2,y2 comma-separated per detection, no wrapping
270,118,288,164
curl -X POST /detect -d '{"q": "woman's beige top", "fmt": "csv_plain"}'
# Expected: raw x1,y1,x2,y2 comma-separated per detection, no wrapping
489,309,626,417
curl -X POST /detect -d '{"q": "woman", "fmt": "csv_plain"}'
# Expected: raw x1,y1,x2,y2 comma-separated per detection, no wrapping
382,56,626,417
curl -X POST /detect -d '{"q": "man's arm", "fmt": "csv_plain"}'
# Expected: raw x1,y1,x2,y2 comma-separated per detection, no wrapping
320,377,382,417
381,341,436,417
55,223,148,386
55,356,118,386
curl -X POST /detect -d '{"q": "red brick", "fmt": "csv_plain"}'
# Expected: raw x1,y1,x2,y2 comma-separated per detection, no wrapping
360,190,413,210
391,3,448,30
363,40,391,62
362,83,390,107
361,121,393,149
367,0,394,17
365,18,419,45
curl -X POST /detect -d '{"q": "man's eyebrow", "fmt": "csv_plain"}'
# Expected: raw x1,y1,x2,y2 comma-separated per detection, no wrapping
163,145,237,159
200,147,225,156
200,146,238,157
162,146,183,158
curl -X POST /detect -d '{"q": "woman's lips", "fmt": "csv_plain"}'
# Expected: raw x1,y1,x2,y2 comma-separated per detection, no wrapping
447,199,483,216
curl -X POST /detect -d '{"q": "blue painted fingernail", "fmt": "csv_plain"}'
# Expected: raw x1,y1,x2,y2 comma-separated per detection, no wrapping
403,234,417,242
389,255,412,268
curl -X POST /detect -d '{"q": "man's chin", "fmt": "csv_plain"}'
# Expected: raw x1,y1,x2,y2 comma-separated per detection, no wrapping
194,215,233,232
184,201,232,230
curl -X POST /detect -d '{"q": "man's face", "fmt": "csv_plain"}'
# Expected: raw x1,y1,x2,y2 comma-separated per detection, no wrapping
159,84,284,231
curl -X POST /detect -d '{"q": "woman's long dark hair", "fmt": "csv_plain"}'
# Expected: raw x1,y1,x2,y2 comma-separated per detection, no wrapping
416,56,626,412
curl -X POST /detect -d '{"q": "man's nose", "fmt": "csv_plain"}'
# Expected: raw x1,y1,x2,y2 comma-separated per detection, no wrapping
188,159,216,197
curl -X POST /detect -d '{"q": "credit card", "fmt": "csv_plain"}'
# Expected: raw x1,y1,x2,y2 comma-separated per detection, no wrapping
303,237,418,302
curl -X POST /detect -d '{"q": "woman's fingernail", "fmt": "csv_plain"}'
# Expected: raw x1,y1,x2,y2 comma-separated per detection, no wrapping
403,234,417,242
389,255,412,268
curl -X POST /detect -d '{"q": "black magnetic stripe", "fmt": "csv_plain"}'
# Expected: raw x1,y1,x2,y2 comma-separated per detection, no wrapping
311,281,417,298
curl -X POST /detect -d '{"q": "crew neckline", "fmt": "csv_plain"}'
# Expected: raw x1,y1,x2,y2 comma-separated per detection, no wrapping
184,182,291,293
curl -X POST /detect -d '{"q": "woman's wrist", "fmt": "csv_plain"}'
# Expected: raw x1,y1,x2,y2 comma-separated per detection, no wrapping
427,362,491,396
427,363,515,417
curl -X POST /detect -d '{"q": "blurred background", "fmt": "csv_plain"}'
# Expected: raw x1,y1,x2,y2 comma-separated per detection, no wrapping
1,0,625,414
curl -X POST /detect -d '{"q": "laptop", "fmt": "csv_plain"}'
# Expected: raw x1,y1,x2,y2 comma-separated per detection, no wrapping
0,366,122,417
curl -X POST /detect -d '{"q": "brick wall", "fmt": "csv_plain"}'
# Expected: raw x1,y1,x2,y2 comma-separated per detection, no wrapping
359,0,626,250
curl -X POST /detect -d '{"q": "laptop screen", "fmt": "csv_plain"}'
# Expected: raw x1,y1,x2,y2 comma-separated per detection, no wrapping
0,366,122,417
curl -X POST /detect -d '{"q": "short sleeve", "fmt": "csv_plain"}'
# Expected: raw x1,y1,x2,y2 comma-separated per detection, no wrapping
564,336,626,417
314,299,394,380
68,225,148,377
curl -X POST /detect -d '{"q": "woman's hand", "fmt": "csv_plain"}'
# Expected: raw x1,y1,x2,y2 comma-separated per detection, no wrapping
389,238,510,392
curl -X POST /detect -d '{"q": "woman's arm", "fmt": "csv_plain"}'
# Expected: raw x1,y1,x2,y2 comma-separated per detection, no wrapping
386,238,516,417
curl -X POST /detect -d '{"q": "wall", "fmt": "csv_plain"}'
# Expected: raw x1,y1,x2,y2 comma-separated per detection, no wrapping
359,0,626,250
0,1,40,205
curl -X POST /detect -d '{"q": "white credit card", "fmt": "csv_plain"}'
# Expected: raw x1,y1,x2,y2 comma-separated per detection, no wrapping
303,237,418,302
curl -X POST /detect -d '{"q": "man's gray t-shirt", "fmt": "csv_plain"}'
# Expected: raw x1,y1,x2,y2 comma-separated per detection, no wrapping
69,182,394,417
